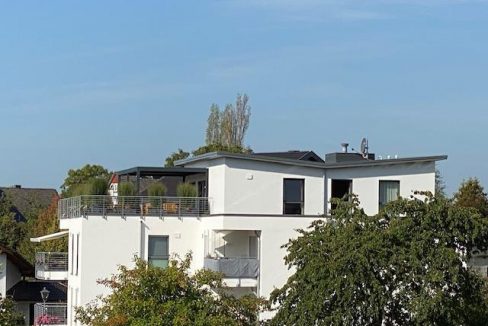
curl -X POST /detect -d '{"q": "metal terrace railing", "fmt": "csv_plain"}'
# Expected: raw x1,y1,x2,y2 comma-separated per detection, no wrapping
35,252,68,280
34,303,67,326
58,195,210,219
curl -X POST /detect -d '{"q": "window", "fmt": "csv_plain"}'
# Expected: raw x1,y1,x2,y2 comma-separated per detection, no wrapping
331,179,352,211
148,236,169,268
379,181,400,209
283,179,304,215
75,234,79,276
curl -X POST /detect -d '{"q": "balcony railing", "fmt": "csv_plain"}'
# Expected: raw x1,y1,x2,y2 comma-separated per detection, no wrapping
58,195,210,219
34,303,67,326
35,252,68,280
204,257,259,278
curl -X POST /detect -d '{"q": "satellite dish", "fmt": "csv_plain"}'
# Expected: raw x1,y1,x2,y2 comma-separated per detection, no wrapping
360,138,369,158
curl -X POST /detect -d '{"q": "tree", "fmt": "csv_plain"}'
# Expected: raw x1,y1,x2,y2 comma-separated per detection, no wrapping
0,295,24,326
17,197,67,262
0,194,25,251
435,169,446,198
164,149,190,167
204,94,251,148
453,178,488,217
192,143,252,157
75,253,265,326
61,164,110,197
269,194,488,325
206,104,221,146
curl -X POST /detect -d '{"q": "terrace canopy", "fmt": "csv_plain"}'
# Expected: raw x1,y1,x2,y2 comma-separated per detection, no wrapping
116,167,208,195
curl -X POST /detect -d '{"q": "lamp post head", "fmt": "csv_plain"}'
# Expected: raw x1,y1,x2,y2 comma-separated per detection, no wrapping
40,287,50,303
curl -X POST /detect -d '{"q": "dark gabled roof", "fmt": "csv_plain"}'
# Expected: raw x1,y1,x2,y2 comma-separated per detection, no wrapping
7,281,67,302
0,245,34,276
0,187,58,222
176,151,448,169
253,151,325,163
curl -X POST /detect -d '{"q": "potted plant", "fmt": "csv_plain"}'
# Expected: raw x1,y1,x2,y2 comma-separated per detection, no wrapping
176,183,197,213
147,183,167,214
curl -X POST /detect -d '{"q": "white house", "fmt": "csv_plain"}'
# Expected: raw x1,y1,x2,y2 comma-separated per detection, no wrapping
35,147,447,325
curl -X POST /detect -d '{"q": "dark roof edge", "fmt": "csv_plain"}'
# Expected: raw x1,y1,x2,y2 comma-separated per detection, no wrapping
324,155,448,169
176,152,447,169
116,166,208,175
0,245,34,276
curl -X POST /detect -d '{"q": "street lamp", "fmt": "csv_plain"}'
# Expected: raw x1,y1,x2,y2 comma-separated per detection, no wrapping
40,287,50,326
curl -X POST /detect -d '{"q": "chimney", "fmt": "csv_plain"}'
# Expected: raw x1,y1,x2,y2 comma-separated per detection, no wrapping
341,143,349,153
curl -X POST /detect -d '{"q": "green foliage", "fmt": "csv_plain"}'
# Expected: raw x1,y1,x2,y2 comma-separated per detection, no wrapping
148,183,167,197
75,253,265,326
453,177,488,217
0,215,25,251
269,193,488,326
89,178,109,196
0,194,25,251
435,168,446,198
176,183,197,198
164,149,190,167
18,197,67,262
61,164,110,197
118,182,136,197
0,295,24,326
192,143,252,156
206,94,251,148
148,183,167,206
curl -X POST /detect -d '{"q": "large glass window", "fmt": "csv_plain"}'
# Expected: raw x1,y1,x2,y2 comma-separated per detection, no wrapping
379,180,400,209
148,236,169,268
283,179,304,215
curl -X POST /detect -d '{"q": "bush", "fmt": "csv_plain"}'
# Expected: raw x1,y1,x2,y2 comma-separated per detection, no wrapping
176,183,197,197
89,178,109,195
0,296,24,325
118,182,136,196
148,183,167,197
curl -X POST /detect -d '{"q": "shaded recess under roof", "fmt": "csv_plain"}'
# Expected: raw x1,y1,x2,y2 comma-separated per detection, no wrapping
7,280,67,302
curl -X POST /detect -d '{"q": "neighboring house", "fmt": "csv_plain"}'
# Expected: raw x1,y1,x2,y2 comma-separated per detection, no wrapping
0,244,67,326
37,147,446,325
0,186,58,222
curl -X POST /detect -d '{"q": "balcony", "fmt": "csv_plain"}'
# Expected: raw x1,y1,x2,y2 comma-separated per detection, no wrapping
204,257,259,287
34,303,67,326
58,196,210,219
204,257,259,278
35,252,68,281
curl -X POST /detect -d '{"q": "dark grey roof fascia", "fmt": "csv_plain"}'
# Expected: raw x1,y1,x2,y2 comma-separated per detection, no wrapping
323,155,448,169
116,167,207,177
176,151,447,169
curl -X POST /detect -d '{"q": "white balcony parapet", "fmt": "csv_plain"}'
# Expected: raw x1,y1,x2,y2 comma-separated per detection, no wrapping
204,257,260,278
34,303,67,326
58,195,210,219
35,252,68,281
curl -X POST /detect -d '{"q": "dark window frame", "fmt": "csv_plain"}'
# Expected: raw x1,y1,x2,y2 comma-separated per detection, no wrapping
283,178,305,215
148,235,169,268
379,180,400,210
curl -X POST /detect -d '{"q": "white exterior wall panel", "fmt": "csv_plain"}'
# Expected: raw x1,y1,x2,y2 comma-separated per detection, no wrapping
221,158,325,216
326,161,435,215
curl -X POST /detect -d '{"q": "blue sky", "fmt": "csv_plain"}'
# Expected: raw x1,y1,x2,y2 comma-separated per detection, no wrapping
0,0,487,194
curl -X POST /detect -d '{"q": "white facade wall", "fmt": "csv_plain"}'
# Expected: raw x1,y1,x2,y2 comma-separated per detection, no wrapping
205,158,326,216
59,156,439,325
0,253,22,298
0,254,6,297
326,161,435,215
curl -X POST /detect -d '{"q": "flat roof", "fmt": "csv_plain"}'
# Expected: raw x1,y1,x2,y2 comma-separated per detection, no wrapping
176,151,447,169
116,166,207,177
